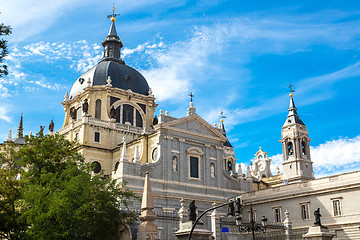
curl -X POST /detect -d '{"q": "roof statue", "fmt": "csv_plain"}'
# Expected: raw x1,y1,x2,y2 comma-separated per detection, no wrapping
82,99,89,114
39,126,45,136
49,120,54,133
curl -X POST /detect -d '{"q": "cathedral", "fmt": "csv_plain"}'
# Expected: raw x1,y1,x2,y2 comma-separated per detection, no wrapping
3,14,360,240
57,16,252,239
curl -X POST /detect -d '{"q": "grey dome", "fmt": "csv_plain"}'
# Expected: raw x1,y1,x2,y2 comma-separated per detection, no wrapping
69,59,150,99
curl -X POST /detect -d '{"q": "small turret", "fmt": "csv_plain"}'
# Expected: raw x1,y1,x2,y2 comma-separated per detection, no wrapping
101,15,124,64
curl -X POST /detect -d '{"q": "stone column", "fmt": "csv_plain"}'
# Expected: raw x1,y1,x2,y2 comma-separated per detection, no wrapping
210,202,221,240
137,172,159,240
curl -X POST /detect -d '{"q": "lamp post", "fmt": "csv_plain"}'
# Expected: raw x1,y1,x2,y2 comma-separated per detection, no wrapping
237,204,267,240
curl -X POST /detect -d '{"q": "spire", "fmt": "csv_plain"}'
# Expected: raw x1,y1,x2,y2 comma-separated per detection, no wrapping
120,137,128,161
13,115,26,145
17,115,23,138
108,20,118,37
133,145,140,163
102,6,124,64
141,172,155,210
283,93,305,127
6,129,12,142
137,172,159,240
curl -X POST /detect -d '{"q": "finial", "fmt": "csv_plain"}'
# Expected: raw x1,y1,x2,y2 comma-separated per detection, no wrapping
189,92,194,103
64,92,68,100
220,110,226,121
288,83,295,98
107,3,120,22
87,78,91,87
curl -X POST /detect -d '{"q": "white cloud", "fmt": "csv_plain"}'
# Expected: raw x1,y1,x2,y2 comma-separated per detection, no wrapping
311,136,360,176
0,105,11,122
267,136,360,178
3,40,102,93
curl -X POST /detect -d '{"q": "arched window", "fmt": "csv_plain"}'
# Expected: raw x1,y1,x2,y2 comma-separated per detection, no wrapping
287,142,293,156
114,161,119,172
108,46,113,58
227,161,233,171
95,99,101,119
123,104,134,125
136,110,143,128
301,140,306,155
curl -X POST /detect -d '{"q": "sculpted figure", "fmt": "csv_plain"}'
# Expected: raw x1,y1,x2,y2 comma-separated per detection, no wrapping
314,208,322,226
110,106,116,119
82,99,89,114
70,107,77,120
152,116,158,125
210,164,215,178
189,200,197,222
172,156,177,172
49,120,54,132
39,126,45,136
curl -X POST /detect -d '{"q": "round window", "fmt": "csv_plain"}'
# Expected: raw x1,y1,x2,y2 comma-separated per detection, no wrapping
152,147,159,161
92,161,101,173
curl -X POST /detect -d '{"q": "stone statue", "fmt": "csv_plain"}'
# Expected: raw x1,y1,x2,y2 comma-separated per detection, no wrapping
314,208,322,227
70,107,77,120
172,157,177,172
189,200,197,222
210,164,215,178
49,120,54,133
152,116,158,125
110,106,116,119
82,99,89,114
39,126,45,136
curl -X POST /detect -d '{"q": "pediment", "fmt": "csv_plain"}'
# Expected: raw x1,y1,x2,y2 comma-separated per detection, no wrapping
160,114,227,141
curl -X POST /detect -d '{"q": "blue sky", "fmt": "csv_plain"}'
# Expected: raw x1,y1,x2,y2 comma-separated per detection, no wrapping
1,0,360,177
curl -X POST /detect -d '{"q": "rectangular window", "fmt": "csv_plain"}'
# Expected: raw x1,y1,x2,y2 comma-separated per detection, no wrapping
273,208,282,223
332,199,342,216
75,133,79,143
300,203,310,220
190,156,199,178
94,132,100,143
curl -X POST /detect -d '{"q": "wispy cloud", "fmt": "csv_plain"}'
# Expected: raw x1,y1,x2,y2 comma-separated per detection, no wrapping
3,41,102,94
0,105,11,122
267,135,360,177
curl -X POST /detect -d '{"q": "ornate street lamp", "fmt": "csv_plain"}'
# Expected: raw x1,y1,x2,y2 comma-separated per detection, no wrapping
237,204,267,240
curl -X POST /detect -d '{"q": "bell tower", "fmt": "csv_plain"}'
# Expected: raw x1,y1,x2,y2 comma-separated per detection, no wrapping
281,93,314,183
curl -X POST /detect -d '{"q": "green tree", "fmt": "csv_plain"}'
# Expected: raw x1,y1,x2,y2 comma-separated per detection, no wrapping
0,20,12,77
0,144,27,240
0,134,136,240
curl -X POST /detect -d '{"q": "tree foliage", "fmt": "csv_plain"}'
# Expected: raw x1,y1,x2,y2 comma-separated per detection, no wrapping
0,18,12,78
0,134,136,240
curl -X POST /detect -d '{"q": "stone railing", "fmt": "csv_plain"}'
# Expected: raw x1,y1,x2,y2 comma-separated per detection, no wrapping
243,170,360,199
